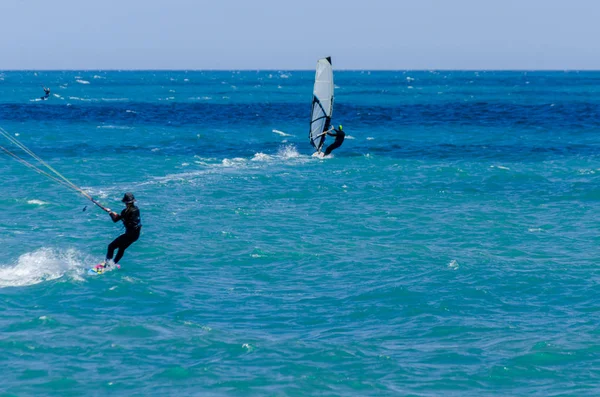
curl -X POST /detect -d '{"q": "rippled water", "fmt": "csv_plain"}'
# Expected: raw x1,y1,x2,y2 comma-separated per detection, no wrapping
1,71,600,395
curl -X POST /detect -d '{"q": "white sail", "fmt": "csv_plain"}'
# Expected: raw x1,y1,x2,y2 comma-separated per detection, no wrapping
309,57,334,152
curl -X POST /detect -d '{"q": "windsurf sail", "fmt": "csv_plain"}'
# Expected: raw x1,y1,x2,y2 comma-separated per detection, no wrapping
309,57,334,152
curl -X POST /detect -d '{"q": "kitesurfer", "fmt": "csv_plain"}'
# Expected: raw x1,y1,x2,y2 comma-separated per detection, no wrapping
323,125,345,156
104,192,142,266
40,87,50,100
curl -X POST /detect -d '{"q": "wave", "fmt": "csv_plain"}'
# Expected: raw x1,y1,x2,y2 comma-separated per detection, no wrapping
76,79,90,85
272,129,292,137
276,145,301,159
148,170,208,185
0,248,88,288
251,153,272,162
101,98,129,102
96,125,133,130
27,199,48,205
68,96,93,102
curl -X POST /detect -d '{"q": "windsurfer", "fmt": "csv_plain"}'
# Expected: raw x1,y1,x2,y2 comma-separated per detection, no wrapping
323,125,345,156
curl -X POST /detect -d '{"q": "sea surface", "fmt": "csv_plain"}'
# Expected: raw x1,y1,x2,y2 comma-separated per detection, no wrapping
1,70,600,396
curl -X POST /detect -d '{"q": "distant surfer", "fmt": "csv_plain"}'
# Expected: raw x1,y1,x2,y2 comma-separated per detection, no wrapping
40,86,50,100
104,192,142,267
323,125,345,156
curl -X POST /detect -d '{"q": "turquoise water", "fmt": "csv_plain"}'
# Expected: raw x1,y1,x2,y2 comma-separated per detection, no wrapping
1,71,600,395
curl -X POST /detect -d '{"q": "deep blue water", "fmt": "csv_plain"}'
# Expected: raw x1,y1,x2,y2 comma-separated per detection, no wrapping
1,70,600,396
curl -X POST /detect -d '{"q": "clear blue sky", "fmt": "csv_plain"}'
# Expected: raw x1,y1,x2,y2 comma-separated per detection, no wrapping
1,0,599,69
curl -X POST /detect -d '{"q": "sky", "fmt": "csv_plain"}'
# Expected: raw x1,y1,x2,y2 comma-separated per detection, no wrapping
0,0,599,70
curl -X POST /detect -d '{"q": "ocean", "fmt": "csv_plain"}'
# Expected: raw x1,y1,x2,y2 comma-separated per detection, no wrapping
1,70,600,396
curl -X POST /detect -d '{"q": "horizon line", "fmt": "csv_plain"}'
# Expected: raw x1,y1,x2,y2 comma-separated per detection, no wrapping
1,68,600,72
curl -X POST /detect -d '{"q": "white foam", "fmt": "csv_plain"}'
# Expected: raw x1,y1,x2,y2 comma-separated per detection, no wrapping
27,199,48,205
222,157,246,167
101,98,129,102
345,135,355,140
251,153,272,162
272,129,292,137
448,259,459,270
0,248,87,288
126,110,137,114
491,165,510,170
251,145,302,162
149,170,207,185
96,125,133,130
93,75,105,79
366,137,375,140
76,79,90,85
69,96,92,102
276,145,301,159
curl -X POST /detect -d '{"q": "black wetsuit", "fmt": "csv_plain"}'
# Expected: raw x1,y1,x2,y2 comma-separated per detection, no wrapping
106,205,142,264
41,88,50,100
324,128,345,156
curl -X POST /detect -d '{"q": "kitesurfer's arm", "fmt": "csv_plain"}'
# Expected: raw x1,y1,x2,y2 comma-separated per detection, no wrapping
326,130,338,137
110,211,121,222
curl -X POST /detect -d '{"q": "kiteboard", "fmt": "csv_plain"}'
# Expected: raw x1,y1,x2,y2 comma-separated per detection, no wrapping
88,262,120,275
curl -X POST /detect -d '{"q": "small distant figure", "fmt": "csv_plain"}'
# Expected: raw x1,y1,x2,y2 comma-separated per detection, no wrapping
104,192,142,267
40,86,50,100
323,124,345,156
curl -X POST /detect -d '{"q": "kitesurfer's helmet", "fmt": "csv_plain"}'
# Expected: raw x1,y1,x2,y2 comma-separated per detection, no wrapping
338,125,343,131
122,192,135,204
